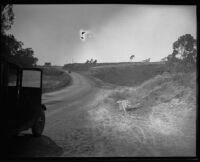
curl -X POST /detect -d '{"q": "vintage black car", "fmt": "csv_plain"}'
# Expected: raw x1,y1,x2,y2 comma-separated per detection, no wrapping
1,56,46,137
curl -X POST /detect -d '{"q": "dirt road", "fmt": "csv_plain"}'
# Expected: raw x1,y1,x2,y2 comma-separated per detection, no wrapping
42,71,99,119
42,71,105,156
43,71,196,157
5,71,196,157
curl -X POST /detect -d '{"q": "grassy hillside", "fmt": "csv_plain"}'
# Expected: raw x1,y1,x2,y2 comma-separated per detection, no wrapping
63,62,163,72
88,71,196,156
42,67,71,93
89,63,167,87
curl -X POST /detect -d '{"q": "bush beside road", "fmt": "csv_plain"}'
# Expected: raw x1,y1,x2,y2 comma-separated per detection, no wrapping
42,67,71,93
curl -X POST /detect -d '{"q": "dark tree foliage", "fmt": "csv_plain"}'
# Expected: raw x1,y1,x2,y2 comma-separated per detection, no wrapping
85,59,90,64
1,34,23,55
166,34,197,72
14,48,38,67
130,55,135,61
1,4,14,34
93,59,97,64
85,59,97,64
90,58,94,64
1,4,38,67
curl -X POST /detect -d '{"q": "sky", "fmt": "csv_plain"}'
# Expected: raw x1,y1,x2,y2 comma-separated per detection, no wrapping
8,4,196,65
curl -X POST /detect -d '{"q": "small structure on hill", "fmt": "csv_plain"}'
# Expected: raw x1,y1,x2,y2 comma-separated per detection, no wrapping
44,62,51,67
142,58,151,62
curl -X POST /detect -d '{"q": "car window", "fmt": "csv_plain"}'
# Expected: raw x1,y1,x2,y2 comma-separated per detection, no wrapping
22,70,41,88
8,68,17,86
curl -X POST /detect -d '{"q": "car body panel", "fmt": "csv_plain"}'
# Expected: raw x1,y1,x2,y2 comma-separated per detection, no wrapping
1,56,46,136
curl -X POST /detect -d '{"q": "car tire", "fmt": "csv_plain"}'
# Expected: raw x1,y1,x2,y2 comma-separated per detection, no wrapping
32,110,45,137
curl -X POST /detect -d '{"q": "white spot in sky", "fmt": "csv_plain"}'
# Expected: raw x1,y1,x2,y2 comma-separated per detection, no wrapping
80,29,94,42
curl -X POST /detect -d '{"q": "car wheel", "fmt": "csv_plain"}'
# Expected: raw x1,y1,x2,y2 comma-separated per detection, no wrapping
32,110,45,137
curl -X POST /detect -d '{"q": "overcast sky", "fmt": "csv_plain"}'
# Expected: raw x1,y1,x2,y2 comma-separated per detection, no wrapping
8,4,196,65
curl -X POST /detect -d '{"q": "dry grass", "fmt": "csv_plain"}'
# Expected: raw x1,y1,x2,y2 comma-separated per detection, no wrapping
42,67,71,93
88,71,196,156
89,63,166,87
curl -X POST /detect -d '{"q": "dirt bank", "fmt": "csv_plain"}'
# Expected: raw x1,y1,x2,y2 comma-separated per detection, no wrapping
42,67,71,93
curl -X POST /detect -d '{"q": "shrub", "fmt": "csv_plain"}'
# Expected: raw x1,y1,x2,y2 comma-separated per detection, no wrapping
42,67,64,76
165,34,196,73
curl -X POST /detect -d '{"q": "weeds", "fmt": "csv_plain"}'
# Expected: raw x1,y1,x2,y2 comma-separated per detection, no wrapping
42,67,71,93
90,63,167,87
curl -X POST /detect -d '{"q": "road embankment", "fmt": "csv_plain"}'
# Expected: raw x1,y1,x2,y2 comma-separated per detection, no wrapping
42,67,72,93
87,71,196,156
88,63,167,87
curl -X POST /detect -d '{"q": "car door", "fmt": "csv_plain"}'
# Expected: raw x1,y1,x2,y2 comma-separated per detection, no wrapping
19,69,42,128
5,64,21,130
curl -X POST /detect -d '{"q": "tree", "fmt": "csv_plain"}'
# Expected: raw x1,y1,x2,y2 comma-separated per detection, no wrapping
90,58,94,64
14,48,38,67
172,34,196,64
166,34,197,72
93,59,97,64
130,55,135,62
1,5,38,67
85,59,90,64
1,34,23,56
161,57,167,62
143,58,150,62
1,5,16,55
1,4,14,34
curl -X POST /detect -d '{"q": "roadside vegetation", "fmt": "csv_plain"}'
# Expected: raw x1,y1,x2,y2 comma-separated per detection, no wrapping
88,70,196,156
89,63,166,87
87,34,196,156
1,5,38,67
42,67,71,93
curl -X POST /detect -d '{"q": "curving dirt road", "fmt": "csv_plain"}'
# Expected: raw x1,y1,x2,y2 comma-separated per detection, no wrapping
42,71,99,119
42,71,104,156
42,71,196,157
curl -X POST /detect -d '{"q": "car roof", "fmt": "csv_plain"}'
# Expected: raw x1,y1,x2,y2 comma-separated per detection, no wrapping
1,55,22,68
1,55,42,72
